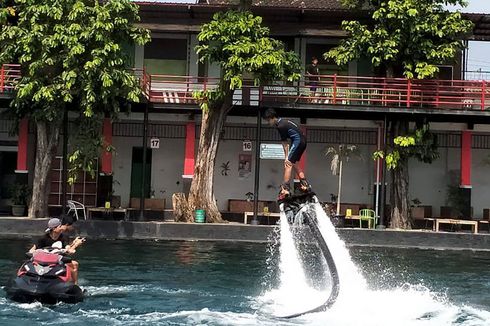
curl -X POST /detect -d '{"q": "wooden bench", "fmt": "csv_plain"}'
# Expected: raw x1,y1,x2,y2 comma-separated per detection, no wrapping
413,217,437,231
243,211,281,225
435,218,478,234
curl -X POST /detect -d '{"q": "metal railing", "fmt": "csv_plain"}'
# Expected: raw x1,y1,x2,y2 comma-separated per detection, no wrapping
0,64,21,94
142,73,490,111
4,66,490,112
145,74,221,104
465,70,490,81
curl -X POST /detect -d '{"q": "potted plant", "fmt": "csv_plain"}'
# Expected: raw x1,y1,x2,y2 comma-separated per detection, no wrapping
10,183,31,216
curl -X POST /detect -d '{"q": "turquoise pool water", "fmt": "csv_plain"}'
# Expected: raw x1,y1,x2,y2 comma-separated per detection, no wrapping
0,239,489,325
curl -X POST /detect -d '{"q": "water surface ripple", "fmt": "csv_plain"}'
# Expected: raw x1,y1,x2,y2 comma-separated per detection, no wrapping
0,239,488,325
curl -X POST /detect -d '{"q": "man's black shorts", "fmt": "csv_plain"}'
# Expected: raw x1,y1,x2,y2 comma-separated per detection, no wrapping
288,140,307,164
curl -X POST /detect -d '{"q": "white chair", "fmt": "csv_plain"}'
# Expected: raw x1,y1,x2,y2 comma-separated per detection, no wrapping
67,200,86,220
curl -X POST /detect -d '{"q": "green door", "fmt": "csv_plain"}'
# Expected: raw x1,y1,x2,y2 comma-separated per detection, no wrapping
130,147,152,198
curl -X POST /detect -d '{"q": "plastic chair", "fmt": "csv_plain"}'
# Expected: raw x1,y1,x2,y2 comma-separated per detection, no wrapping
359,209,376,229
67,200,86,221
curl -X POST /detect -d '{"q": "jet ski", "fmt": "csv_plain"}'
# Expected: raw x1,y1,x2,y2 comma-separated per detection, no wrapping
5,246,84,304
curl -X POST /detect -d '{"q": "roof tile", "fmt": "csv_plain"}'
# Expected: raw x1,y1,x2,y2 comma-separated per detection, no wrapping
205,0,345,10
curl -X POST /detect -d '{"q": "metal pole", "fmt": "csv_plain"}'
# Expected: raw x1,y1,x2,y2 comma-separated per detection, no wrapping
139,103,149,221
61,108,68,214
378,116,388,229
374,124,381,219
252,108,262,224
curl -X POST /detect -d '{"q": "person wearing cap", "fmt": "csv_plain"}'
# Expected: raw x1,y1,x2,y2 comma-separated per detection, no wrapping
29,218,85,284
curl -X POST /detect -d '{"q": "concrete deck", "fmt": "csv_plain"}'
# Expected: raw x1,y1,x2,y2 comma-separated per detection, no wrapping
0,217,489,251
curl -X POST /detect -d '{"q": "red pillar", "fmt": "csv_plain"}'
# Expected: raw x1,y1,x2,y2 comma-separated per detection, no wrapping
16,119,28,173
101,118,112,174
460,130,472,188
183,122,195,178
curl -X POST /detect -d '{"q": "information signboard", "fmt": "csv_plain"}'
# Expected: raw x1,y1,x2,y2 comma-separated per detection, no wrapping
260,143,285,160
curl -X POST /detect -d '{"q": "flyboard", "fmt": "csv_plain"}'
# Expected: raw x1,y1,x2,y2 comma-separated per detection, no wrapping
277,192,340,319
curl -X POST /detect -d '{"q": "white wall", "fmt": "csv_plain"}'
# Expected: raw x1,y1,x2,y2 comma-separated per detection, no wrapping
112,136,185,208
211,140,375,210
150,138,185,203
471,149,490,218
408,148,459,217
111,118,490,217
305,143,374,204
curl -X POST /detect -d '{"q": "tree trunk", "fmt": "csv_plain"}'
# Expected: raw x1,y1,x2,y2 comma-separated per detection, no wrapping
336,160,343,216
172,193,192,222
389,120,412,229
28,120,61,218
187,95,233,223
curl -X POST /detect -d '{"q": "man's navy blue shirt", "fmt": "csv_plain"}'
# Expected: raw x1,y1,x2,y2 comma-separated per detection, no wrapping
276,118,305,144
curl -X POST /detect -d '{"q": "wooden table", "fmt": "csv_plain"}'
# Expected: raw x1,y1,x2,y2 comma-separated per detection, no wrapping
435,218,478,234
244,211,281,225
87,207,128,220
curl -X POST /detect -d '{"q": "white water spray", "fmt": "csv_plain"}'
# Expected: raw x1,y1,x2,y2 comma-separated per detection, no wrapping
277,211,309,292
258,201,490,325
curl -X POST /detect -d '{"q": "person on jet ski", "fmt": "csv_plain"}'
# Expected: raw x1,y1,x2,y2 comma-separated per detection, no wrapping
263,108,311,200
29,218,85,284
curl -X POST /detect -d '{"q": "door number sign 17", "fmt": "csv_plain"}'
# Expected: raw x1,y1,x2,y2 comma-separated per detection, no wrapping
150,138,160,149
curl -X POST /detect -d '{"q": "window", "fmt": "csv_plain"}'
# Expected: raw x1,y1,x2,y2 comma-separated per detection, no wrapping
305,43,347,75
144,38,188,75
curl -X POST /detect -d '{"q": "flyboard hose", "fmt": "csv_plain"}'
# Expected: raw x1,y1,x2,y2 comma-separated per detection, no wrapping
277,193,340,319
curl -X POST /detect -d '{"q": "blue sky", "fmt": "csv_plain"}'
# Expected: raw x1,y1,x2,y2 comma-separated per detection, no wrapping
456,0,490,72
136,0,490,72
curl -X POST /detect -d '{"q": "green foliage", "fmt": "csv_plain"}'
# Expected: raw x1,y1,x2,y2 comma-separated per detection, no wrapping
0,0,150,175
67,117,113,184
195,10,301,110
327,0,473,78
373,124,439,170
9,183,31,205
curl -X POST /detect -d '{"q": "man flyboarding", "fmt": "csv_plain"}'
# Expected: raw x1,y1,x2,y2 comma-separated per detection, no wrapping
263,108,311,200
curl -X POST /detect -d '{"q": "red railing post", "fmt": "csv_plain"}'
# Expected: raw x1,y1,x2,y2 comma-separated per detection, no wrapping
333,74,337,105
435,81,440,108
382,79,386,106
148,74,152,102
482,81,486,111
0,64,4,93
406,79,412,108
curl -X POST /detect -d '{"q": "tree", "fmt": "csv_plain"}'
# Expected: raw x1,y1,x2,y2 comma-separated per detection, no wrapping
374,124,439,228
0,0,149,218
325,145,361,216
326,0,472,229
179,9,300,223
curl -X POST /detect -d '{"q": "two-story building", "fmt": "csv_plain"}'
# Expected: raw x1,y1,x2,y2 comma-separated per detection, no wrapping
2,0,490,223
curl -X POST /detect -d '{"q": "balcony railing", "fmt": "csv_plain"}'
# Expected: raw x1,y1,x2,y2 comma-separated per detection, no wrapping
0,64,21,94
465,70,490,81
142,73,490,111
4,66,490,112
